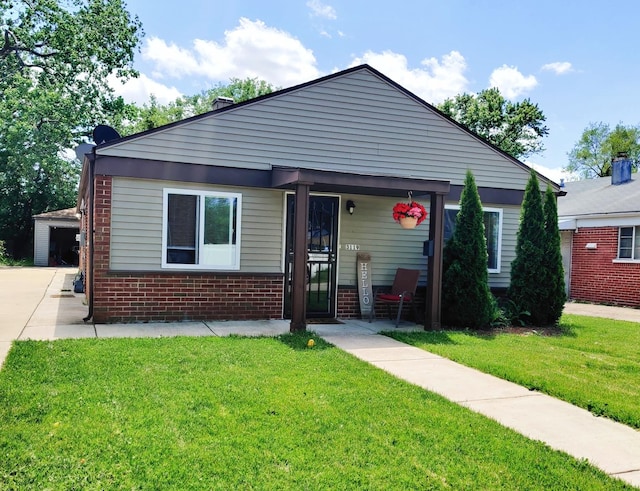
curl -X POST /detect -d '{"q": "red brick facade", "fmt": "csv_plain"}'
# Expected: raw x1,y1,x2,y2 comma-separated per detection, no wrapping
570,227,640,307
337,287,359,318
92,272,285,323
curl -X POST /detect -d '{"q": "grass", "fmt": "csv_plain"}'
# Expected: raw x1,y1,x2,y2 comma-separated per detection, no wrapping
386,314,640,429
0,333,632,490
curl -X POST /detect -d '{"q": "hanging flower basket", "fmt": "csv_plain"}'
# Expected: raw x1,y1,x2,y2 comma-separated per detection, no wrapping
392,200,427,228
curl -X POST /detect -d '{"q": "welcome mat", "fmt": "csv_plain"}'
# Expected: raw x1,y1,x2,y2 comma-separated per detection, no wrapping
306,318,344,324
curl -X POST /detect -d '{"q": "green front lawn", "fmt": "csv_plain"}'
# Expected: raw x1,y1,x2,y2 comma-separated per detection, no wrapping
387,314,640,429
0,334,631,490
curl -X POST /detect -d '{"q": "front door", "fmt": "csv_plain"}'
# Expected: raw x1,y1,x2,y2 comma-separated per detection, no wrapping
284,195,339,319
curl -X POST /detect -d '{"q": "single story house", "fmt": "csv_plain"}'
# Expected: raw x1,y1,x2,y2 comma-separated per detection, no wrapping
558,156,640,307
77,64,560,331
33,207,80,267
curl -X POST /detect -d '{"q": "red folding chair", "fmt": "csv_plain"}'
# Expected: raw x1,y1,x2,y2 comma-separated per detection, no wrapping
370,268,420,327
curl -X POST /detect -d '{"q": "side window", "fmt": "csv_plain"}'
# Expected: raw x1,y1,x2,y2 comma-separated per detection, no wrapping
618,226,640,260
167,194,197,264
444,206,503,273
163,189,241,269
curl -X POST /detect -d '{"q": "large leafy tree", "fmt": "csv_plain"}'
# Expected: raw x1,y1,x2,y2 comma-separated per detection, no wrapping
438,87,549,159
509,170,547,326
442,169,495,329
122,77,278,134
0,0,143,258
565,122,640,179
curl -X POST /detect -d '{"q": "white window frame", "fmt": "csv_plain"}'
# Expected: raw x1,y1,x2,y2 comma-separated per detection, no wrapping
444,205,503,274
162,188,242,270
617,226,640,261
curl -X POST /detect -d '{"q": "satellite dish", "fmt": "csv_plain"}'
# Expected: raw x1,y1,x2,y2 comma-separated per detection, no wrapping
92,125,121,144
74,142,96,161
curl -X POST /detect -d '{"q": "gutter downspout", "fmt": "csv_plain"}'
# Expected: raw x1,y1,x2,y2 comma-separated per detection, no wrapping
83,151,95,322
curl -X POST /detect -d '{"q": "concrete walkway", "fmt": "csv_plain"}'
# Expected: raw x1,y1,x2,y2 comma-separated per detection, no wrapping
1,267,640,488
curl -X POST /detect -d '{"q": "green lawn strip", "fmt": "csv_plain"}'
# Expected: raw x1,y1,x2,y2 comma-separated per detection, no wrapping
0,334,630,490
386,314,640,429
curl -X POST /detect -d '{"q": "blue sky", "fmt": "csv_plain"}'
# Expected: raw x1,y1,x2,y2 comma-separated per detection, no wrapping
114,0,640,183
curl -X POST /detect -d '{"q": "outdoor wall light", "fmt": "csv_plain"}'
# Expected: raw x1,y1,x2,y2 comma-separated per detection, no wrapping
346,200,356,215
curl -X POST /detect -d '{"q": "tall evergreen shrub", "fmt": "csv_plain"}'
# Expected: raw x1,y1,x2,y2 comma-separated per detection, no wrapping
542,185,566,324
509,170,547,325
442,170,495,328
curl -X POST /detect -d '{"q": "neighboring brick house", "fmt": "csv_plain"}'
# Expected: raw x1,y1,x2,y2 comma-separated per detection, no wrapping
558,157,640,307
77,64,560,330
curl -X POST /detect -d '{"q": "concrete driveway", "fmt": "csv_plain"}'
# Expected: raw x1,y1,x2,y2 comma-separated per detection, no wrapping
0,267,87,364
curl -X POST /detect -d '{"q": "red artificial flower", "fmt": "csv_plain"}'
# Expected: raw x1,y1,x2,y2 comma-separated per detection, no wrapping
392,201,428,225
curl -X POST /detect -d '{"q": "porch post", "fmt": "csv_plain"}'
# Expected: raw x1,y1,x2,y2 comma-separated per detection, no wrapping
290,182,310,332
425,192,445,330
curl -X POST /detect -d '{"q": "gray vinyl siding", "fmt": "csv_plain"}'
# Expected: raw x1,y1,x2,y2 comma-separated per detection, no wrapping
98,69,533,191
493,205,520,289
337,197,520,289
338,195,431,287
110,177,521,289
110,177,283,272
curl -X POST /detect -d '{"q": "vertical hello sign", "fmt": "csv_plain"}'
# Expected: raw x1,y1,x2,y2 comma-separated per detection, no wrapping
356,252,372,319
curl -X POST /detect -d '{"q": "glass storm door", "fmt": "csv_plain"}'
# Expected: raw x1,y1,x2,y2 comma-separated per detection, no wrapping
284,195,339,318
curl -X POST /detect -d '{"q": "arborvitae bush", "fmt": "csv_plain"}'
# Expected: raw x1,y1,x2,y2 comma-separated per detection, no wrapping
442,170,495,328
509,170,547,325
542,185,566,325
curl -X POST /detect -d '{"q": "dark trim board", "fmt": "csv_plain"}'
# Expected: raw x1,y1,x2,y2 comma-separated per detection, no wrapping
95,156,526,205
95,157,273,189
447,185,525,206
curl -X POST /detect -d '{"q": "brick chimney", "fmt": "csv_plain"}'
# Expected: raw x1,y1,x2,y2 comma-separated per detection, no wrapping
611,153,632,185
212,97,234,111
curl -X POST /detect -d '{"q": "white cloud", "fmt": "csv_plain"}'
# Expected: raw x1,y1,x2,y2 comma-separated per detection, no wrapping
525,160,576,184
142,18,321,88
541,61,573,75
109,73,182,105
133,19,468,105
349,50,469,104
307,0,337,19
489,65,537,99
143,37,202,79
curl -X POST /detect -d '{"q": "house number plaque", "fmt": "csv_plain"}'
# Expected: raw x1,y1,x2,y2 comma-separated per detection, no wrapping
356,252,372,319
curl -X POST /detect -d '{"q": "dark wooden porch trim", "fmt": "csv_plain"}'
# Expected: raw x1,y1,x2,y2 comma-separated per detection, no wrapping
425,192,446,330
290,182,311,332
272,167,451,196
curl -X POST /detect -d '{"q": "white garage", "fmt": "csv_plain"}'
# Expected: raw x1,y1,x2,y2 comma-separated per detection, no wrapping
33,208,80,267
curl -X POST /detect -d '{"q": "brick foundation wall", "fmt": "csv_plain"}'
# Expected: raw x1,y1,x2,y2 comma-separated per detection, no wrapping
93,272,284,323
337,287,359,318
570,227,640,307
